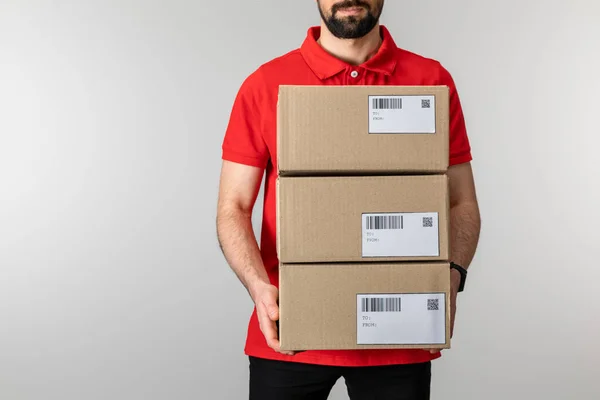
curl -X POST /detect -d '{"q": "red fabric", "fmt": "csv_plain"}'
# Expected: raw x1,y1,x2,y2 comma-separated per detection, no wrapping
221,26,472,367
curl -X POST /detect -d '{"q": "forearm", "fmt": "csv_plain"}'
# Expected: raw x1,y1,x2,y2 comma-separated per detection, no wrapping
217,206,270,300
449,201,481,269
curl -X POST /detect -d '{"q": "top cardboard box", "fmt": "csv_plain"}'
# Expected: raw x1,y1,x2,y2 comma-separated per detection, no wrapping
277,85,449,175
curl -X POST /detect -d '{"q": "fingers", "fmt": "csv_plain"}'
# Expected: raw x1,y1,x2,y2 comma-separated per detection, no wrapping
257,302,295,356
257,302,278,348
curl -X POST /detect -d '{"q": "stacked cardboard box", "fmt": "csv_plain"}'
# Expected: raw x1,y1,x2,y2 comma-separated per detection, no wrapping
276,85,452,351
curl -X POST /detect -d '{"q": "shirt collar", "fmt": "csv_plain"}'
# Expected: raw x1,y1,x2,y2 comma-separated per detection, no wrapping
300,25,398,80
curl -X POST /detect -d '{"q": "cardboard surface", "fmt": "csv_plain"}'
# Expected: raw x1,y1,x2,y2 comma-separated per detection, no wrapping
277,175,449,263
279,262,451,351
277,85,449,175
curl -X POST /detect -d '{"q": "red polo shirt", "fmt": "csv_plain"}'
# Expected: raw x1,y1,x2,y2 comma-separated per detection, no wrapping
221,25,472,367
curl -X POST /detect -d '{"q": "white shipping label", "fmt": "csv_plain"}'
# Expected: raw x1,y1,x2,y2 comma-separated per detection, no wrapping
362,213,440,257
357,293,446,345
368,95,436,134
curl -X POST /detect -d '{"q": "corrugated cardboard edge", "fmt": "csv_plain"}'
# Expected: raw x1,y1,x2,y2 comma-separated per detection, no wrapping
277,262,286,349
446,270,452,349
276,177,283,346
439,85,450,172
442,261,452,350
276,177,281,261
443,173,452,348
442,173,450,261
276,86,284,175
276,85,299,176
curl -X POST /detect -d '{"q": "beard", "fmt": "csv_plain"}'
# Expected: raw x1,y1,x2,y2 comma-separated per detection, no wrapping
318,0,383,39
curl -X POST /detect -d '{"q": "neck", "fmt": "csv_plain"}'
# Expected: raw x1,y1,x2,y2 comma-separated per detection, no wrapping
317,23,382,66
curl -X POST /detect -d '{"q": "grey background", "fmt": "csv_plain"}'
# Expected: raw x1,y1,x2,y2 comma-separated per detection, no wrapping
1,0,599,399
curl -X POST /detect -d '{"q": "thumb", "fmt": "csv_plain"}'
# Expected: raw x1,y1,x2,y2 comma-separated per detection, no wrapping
263,300,279,321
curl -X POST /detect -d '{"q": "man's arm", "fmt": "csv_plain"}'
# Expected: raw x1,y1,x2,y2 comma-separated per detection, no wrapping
217,160,268,293
448,161,481,270
216,160,293,355
432,161,480,347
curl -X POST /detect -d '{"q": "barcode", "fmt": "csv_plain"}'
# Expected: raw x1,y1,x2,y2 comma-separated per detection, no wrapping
373,97,402,110
362,297,401,312
422,217,433,228
421,99,431,108
366,215,403,230
427,299,439,311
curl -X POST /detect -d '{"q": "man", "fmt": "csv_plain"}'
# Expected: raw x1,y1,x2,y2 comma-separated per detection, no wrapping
217,0,481,398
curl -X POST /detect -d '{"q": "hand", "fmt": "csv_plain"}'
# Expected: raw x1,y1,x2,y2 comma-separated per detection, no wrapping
251,282,296,356
430,269,460,354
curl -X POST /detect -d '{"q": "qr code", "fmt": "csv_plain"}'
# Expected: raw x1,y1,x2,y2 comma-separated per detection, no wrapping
422,217,433,227
427,299,439,311
421,99,431,108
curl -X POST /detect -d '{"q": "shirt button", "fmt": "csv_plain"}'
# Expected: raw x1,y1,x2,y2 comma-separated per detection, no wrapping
350,70,359,78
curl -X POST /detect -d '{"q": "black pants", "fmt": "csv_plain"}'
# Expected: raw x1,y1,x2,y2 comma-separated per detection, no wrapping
249,356,431,400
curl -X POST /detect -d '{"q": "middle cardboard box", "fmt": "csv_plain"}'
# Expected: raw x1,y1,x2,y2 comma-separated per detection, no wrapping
276,174,449,263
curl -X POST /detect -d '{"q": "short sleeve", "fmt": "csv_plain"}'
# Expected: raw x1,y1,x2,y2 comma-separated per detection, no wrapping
436,64,473,166
221,72,269,169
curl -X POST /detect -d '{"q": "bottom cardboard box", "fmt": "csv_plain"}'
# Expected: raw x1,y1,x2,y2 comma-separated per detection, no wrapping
279,262,451,351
